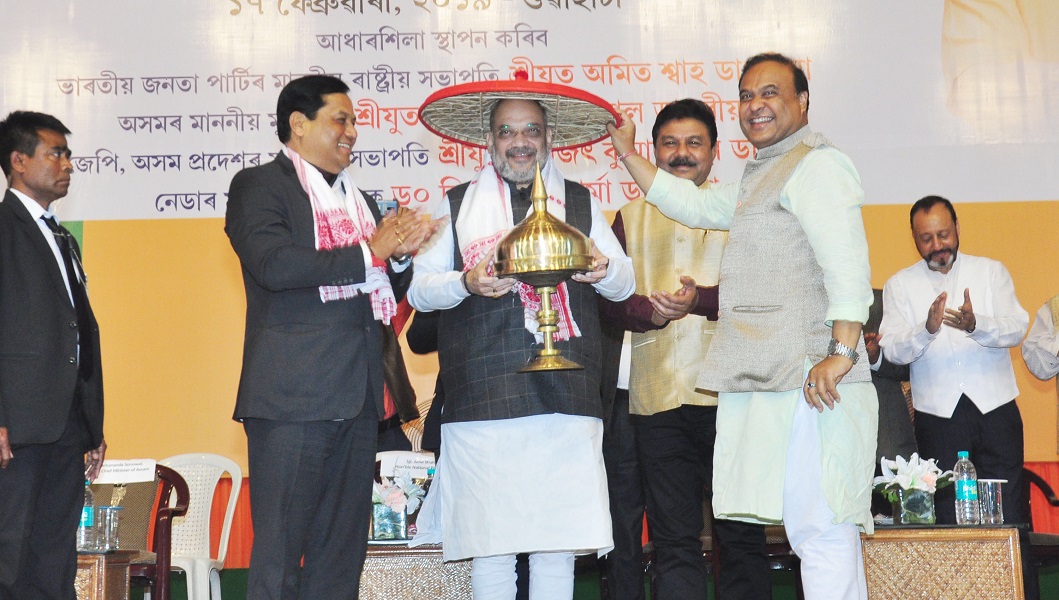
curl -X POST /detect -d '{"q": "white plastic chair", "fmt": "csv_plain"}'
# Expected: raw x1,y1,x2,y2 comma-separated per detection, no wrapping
159,453,242,600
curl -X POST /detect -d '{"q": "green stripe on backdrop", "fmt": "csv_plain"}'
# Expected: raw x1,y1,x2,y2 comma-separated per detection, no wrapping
65,221,83,249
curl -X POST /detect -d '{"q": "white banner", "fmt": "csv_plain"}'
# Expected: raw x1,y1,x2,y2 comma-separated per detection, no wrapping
2,0,1056,221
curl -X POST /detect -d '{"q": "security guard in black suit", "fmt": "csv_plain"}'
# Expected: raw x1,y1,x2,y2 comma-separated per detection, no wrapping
0,111,106,599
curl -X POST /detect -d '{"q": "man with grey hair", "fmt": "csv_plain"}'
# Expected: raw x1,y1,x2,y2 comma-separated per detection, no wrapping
409,97,634,598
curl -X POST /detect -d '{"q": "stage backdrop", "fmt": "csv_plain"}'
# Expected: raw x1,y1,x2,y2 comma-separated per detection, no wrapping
2,0,1057,472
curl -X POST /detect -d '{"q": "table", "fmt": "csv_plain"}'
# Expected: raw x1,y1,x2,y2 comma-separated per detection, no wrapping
861,526,1024,599
359,543,471,600
75,550,136,600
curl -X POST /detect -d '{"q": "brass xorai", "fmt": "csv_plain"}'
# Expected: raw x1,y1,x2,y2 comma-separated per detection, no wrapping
494,163,593,372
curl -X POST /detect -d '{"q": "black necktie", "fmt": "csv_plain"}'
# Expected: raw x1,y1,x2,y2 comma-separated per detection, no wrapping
41,216,94,380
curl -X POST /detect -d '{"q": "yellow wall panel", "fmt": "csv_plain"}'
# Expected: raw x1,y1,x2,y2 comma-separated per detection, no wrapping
84,219,248,466
83,200,1059,471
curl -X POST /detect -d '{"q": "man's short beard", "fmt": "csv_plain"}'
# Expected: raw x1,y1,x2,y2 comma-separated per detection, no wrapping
928,253,955,271
926,241,959,271
489,140,551,184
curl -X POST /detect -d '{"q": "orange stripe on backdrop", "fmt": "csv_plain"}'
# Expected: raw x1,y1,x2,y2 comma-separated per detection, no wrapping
1028,463,1059,535
216,478,254,569
205,465,1059,570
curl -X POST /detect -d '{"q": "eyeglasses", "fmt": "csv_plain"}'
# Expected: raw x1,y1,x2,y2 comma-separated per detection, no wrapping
493,124,545,141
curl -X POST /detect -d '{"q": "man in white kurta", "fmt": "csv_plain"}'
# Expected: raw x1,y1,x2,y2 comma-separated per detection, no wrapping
1023,296,1059,457
1023,296,1059,381
609,53,877,600
408,98,633,599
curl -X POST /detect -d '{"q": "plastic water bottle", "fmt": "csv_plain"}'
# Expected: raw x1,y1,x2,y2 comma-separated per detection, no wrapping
77,479,96,550
954,451,980,525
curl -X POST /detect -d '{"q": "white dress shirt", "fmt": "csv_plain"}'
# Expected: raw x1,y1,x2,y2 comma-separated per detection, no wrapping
9,189,77,306
880,253,1028,418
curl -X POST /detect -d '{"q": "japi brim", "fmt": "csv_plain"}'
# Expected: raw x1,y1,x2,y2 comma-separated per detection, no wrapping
418,78,619,150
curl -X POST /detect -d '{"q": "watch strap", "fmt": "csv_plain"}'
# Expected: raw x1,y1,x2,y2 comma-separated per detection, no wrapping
827,338,860,364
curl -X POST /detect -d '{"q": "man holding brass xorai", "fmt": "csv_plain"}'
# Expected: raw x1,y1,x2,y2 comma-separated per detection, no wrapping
409,78,634,598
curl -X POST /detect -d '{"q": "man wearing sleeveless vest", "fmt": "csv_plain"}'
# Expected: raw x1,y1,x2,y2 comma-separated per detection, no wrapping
609,53,878,599
599,99,770,599
408,98,634,598
881,196,1035,599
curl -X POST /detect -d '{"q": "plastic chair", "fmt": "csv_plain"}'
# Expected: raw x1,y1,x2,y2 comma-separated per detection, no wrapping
159,453,243,600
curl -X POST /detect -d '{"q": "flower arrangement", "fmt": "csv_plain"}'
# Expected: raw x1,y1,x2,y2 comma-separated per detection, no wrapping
873,453,953,503
372,472,426,515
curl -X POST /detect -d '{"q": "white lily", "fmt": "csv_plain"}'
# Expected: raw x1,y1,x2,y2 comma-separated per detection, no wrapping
873,453,953,502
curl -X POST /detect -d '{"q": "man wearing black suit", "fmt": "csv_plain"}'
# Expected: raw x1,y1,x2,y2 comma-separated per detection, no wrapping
0,111,106,599
224,76,436,598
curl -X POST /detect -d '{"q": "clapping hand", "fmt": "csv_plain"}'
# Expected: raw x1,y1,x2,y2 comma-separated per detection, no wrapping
649,276,698,325
370,207,444,261
942,288,976,333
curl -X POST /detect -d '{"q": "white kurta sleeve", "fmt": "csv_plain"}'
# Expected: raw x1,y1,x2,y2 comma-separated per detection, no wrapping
407,196,469,311
879,275,939,366
644,169,738,230
1022,301,1059,380
964,261,1029,349
783,148,872,326
587,197,634,302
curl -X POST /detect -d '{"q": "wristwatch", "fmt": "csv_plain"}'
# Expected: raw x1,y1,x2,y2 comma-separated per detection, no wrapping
827,338,860,364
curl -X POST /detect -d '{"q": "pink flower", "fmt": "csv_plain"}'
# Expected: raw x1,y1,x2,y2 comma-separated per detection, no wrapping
385,486,407,513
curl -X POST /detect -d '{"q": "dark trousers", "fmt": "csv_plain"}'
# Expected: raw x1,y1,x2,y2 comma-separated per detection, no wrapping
244,399,379,600
377,414,412,452
872,371,917,465
602,389,646,600
0,399,90,600
915,395,1038,600
635,405,769,600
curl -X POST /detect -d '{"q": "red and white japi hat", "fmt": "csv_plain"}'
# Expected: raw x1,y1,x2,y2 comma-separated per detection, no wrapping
418,70,619,150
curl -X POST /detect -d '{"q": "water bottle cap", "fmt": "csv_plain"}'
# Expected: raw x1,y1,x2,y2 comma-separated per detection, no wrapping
957,450,969,459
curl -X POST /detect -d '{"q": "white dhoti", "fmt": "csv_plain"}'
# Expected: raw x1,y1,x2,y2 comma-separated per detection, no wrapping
411,413,614,562
711,363,878,600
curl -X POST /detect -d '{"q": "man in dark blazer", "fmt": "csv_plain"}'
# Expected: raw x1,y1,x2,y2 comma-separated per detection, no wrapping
0,111,106,598
224,75,437,599
865,288,917,466
865,288,918,516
